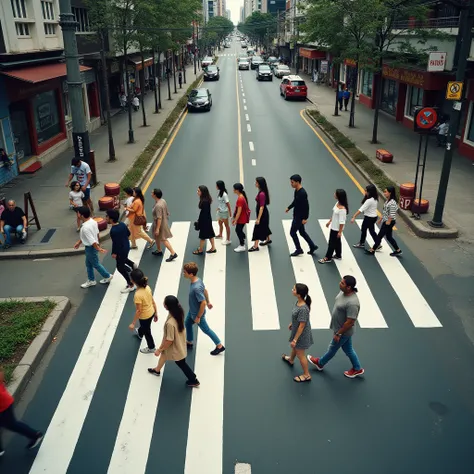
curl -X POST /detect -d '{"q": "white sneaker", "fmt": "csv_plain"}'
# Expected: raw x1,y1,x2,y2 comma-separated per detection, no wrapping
222,240,231,245
21,230,27,240
120,285,136,293
0,450,5,456
234,245,246,253
134,328,143,340
140,347,156,354
100,275,113,284
81,280,97,288
132,262,138,269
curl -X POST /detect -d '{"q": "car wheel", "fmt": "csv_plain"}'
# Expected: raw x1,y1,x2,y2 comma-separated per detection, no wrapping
284,92,288,100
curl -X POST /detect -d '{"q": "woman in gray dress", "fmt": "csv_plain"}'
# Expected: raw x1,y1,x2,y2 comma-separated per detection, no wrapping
282,283,313,382
151,188,178,262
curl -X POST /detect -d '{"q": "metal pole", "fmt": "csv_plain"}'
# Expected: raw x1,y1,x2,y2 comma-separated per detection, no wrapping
58,0,92,175
413,133,423,207
173,53,178,94
416,134,430,216
430,3,474,227
194,22,197,75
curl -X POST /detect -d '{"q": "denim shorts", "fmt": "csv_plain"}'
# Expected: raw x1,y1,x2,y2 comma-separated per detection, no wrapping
83,187,91,201
217,209,229,220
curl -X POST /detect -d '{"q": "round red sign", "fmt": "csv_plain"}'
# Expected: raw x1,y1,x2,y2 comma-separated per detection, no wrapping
415,107,438,130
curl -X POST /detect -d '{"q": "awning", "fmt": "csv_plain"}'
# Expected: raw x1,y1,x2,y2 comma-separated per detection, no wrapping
0,63,92,83
299,48,326,60
128,56,153,71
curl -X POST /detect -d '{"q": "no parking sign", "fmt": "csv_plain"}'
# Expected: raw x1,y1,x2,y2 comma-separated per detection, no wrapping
413,107,438,133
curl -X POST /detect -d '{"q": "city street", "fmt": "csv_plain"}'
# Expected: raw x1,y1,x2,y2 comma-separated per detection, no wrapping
3,38,474,474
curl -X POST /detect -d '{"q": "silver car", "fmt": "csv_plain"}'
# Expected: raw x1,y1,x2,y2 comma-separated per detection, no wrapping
274,64,291,78
238,59,250,70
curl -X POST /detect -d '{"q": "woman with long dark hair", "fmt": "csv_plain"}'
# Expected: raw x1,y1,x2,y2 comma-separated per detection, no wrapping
282,283,313,383
125,187,155,250
351,184,379,249
249,177,272,252
215,180,232,245
148,295,200,388
319,189,349,264
193,185,216,255
232,183,250,253
367,186,402,257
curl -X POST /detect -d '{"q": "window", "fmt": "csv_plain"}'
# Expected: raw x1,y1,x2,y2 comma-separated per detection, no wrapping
44,23,56,35
361,70,373,97
72,7,91,32
10,0,27,18
33,90,61,145
406,86,424,117
41,0,54,20
15,23,30,36
466,104,474,143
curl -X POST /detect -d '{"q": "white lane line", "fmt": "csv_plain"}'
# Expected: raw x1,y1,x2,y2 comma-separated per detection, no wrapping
244,105,247,111
356,221,442,328
318,220,387,328
107,222,190,474
249,141,254,151
245,114,249,121
247,221,280,330
243,99,246,104
282,220,331,329
185,222,226,474
247,124,251,132
242,93,245,97
251,159,256,166
29,237,149,474
235,463,252,474
33,258,52,262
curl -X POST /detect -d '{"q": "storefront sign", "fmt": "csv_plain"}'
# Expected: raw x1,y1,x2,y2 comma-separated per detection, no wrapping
344,58,357,67
446,81,463,100
73,131,91,163
427,52,446,72
320,60,328,73
382,65,424,88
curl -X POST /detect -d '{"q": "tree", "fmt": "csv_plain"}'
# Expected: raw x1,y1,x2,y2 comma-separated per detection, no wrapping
202,16,234,51
238,12,277,50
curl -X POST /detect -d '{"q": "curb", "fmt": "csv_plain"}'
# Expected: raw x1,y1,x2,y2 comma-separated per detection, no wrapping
304,109,459,239
5,296,71,399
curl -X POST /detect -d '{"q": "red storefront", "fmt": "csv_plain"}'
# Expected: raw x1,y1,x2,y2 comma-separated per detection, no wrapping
299,47,326,75
457,79,474,160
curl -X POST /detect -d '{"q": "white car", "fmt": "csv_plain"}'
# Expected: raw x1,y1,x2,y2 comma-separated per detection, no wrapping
201,56,213,68
241,41,247,48
238,59,250,70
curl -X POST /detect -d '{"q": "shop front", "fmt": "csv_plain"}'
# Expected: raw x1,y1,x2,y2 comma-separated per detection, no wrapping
0,76,17,186
299,47,326,75
457,79,474,161
343,59,358,90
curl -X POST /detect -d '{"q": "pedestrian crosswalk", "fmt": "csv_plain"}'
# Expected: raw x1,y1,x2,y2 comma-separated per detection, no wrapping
219,53,236,57
24,219,442,474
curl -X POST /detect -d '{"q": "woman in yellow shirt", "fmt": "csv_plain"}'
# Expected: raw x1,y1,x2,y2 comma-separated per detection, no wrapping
125,187,155,250
128,269,157,353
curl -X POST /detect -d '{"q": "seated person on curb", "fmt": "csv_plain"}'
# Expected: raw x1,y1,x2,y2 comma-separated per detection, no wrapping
0,200,27,249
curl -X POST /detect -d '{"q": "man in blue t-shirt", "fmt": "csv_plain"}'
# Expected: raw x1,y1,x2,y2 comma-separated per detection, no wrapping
183,262,225,356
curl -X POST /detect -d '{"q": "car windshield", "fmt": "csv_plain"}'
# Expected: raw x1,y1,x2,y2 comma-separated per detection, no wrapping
203,57,212,62
291,80,306,86
207,66,217,72
239,59,248,63
259,65,270,71
268,57,277,62
279,66,290,71
253,58,263,62
190,90,207,98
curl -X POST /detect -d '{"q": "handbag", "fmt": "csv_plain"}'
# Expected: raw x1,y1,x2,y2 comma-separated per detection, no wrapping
194,221,200,231
134,214,147,226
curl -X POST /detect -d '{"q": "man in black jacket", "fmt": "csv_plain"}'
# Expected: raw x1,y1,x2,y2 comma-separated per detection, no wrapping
285,174,318,257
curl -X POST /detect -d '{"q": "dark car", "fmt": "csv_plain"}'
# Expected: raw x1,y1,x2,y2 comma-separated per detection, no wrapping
250,56,264,69
187,88,212,112
204,65,220,81
256,64,273,81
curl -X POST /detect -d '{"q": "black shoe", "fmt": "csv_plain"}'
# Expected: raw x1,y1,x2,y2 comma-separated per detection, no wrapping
248,246,259,252
390,250,403,257
26,433,43,450
210,346,225,356
260,240,272,246
307,245,318,255
166,253,178,262
186,379,200,388
152,250,163,256
290,249,304,257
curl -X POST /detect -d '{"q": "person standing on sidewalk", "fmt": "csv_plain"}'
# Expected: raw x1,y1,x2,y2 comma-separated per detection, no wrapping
318,189,348,264
66,157,94,214
183,262,225,356
337,87,344,111
74,207,113,289
285,174,318,257
125,187,155,250
343,87,351,111
307,276,365,378
106,209,136,294
148,295,200,388
193,185,216,255
215,180,232,245
249,177,272,252
178,70,183,88
351,184,379,249
232,183,250,253
129,269,158,354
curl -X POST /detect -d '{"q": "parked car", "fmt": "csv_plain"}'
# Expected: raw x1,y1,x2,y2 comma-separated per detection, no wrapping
237,53,248,63
267,56,278,65
247,49,255,57
238,58,250,70
241,41,247,48
201,56,214,68
280,75,308,100
256,64,273,81
274,64,291,78
204,65,220,81
187,88,213,111
250,56,264,69
224,42,231,48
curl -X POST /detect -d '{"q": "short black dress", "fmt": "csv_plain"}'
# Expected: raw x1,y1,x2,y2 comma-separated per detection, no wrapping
198,201,215,240
252,191,271,241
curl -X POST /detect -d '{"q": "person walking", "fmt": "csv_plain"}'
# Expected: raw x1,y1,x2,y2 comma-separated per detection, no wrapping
183,262,225,355
351,184,380,249
123,187,134,226
125,187,155,250
178,70,183,88
147,295,200,388
69,181,84,232
232,183,250,253
66,157,93,213
318,189,349,264
285,174,318,257
307,276,364,378
106,209,136,293
337,87,344,111
343,87,350,111
128,269,158,354
367,186,402,257
249,177,272,252
0,367,43,456
74,206,113,289
150,188,177,262
193,185,216,255
281,284,313,383
215,180,232,245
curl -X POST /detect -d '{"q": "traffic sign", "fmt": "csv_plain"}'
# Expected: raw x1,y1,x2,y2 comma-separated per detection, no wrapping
446,81,463,100
414,107,438,133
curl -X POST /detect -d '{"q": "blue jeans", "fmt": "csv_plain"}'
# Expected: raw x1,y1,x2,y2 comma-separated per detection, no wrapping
319,335,361,370
84,246,110,281
185,311,221,345
3,224,24,245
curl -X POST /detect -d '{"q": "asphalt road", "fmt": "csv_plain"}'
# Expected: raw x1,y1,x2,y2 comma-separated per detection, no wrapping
3,38,474,474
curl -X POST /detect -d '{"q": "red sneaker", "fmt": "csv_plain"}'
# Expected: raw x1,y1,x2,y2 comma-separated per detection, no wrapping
344,368,365,378
307,355,323,371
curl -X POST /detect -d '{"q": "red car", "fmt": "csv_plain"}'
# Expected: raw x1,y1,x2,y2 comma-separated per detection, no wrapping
280,75,308,100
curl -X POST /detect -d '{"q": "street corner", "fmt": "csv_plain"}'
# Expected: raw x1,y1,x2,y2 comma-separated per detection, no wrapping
398,209,459,239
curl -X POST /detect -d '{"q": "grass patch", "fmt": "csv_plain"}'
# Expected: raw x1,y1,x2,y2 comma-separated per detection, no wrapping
119,75,203,198
0,300,56,384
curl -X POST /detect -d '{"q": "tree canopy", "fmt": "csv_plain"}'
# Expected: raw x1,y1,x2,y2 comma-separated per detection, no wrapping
238,11,277,47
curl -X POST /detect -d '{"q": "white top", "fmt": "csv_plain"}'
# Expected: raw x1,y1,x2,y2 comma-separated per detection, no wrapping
216,192,229,212
330,203,347,231
80,218,99,247
69,190,84,207
125,196,134,216
438,122,448,136
71,162,92,189
358,197,378,218
132,97,139,107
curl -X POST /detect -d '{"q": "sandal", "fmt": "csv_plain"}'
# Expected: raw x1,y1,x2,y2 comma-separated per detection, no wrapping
146,240,156,250
294,375,312,383
281,354,294,366
318,258,333,264
206,249,217,254
193,249,204,255
147,368,161,376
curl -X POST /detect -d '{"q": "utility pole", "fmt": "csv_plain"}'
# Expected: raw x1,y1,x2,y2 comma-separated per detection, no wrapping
58,0,92,173
430,1,474,228
193,21,197,75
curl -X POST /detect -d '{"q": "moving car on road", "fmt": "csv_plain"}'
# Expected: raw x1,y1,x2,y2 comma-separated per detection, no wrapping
237,53,247,63
187,88,213,112
241,41,247,48
201,56,214,68
274,64,291,78
238,58,250,70
250,56,264,69
203,65,220,81
280,75,308,100
256,64,273,81
267,56,278,67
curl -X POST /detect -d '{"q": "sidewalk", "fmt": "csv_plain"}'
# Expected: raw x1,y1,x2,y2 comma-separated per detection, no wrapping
0,64,199,258
299,71,474,242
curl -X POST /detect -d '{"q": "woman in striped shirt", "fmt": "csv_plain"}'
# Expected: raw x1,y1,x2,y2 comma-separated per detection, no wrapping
367,186,402,257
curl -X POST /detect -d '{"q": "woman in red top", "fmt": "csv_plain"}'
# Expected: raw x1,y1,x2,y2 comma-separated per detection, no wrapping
232,183,250,253
0,367,43,455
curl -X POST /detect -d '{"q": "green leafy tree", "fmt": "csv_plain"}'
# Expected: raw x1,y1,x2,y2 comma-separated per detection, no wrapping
239,12,277,50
